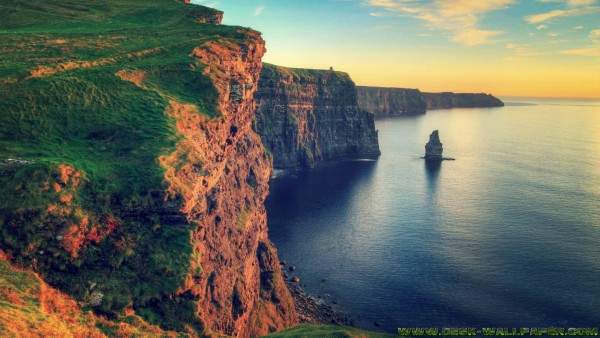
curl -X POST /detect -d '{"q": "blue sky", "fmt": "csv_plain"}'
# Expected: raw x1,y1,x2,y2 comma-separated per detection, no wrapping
191,0,600,97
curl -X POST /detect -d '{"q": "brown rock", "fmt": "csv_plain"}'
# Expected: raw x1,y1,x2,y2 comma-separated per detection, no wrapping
168,33,297,337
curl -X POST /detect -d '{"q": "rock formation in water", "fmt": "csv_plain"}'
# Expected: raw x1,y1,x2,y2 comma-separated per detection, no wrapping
357,86,503,116
356,86,427,116
425,130,444,161
0,2,296,337
254,64,381,168
422,92,504,109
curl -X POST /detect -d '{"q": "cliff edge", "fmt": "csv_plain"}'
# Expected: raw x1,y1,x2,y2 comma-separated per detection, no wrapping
0,1,295,337
254,64,381,168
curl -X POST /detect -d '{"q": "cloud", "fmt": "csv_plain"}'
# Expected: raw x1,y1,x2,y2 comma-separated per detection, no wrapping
435,0,516,15
536,0,596,5
537,24,549,29
575,25,584,29
560,28,600,60
505,43,540,57
590,29,600,42
254,5,265,16
526,8,590,23
452,29,502,45
567,0,596,6
369,12,391,17
525,0,600,24
561,46,600,58
364,0,515,45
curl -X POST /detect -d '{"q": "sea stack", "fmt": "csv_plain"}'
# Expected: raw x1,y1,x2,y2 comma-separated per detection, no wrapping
425,130,443,161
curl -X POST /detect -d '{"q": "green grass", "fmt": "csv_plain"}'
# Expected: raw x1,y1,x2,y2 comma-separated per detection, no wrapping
0,257,187,337
261,63,353,85
262,324,397,338
0,0,254,332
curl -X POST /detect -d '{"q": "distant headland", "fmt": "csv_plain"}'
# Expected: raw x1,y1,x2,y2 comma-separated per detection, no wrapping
357,86,504,117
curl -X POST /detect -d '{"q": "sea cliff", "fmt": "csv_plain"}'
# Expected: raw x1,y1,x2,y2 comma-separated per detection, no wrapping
357,86,503,116
0,1,295,337
254,64,381,168
422,92,504,109
357,86,427,115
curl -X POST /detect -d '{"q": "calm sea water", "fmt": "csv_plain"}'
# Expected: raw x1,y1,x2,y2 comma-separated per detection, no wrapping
265,98,600,333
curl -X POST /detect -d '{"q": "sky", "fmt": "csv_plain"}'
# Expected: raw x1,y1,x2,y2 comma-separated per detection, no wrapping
191,0,600,98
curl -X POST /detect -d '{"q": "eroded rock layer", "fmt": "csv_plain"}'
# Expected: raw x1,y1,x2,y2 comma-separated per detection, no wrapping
254,64,381,168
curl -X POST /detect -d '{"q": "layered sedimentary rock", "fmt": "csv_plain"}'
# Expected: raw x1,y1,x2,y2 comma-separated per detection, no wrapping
254,64,381,168
425,130,443,161
357,86,504,116
422,92,504,109
173,36,297,338
357,86,426,116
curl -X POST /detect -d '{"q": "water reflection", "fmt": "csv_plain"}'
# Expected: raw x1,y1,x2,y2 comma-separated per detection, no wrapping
424,160,441,192
266,99,600,333
267,160,377,221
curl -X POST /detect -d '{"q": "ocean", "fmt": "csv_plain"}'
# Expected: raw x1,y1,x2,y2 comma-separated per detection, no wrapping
265,97,600,333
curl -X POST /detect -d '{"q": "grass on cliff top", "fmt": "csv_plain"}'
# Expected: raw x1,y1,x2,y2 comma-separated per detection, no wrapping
0,256,185,337
0,0,256,332
262,324,397,338
0,0,252,206
262,63,353,83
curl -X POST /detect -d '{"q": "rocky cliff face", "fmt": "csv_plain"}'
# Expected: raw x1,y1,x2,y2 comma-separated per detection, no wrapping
0,2,295,337
422,92,504,109
357,86,426,116
254,64,381,168
173,36,297,338
357,86,504,116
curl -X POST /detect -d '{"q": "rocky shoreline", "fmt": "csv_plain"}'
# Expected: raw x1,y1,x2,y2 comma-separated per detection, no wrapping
281,264,355,327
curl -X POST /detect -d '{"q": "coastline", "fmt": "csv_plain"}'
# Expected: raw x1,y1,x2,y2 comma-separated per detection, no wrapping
282,268,355,327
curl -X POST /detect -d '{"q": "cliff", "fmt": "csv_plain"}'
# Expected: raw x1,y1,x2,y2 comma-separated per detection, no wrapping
0,1,295,337
254,64,381,168
357,86,426,116
422,92,504,109
357,87,503,116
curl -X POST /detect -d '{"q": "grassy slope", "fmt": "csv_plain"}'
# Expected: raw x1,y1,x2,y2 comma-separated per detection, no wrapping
0,0,253,332
262,324,396,338
261,63,352,83
0,254,185,337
